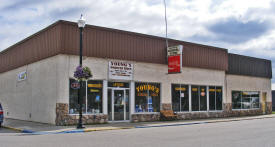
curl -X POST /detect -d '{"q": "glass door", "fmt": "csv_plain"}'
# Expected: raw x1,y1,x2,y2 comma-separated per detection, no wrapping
108,88,130,121
114,90,125,121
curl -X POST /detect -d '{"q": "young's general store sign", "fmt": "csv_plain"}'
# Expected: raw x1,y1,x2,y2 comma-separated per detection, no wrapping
108,61,133,80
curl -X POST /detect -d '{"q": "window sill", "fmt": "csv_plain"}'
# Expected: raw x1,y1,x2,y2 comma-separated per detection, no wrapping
68,113,105,115
208,110,223,112
132,112,160,115
175,110,223,113
232,108,260,111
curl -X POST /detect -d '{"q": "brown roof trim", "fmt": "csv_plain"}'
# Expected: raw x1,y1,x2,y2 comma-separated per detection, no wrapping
58,20,228,52
1,19,228,54
227,53,272,78
0,20,62,54
228,53,271,62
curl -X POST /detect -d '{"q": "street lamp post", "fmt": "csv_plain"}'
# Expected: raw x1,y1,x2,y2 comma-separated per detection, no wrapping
77,14,86,129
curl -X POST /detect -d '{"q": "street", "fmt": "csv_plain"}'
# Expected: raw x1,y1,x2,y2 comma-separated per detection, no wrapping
0,117,275,147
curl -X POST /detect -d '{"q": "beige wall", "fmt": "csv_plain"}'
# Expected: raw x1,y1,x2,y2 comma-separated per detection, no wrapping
0,55,63,124
134,62,225,104
226,74,272,103
1,54,271,124
63,55,226,104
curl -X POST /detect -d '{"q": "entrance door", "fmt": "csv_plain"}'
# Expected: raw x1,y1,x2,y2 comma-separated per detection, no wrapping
114,90,125,121
108,89,129,121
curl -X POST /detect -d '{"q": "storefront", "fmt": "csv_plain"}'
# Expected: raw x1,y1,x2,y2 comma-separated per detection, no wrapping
0,20,272,125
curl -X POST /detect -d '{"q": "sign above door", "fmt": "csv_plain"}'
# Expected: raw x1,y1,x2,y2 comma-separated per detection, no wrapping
108,61,133,80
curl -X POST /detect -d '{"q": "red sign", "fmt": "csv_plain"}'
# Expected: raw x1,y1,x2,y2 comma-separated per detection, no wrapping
71,82,80,89
167,45,183,74
168,55,181,73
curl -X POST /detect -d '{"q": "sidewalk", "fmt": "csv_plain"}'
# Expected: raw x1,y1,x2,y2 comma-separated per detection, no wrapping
2,114,275,135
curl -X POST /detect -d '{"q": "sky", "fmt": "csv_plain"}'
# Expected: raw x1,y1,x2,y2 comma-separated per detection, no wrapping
1,0,275,88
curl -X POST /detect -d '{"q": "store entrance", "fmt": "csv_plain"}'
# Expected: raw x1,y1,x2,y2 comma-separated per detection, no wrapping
108,88,130,121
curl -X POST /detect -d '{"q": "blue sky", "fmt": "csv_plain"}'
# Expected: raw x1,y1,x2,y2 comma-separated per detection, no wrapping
1,0,275,88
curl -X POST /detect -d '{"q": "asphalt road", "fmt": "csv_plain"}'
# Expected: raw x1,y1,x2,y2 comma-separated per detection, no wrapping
0,117,275,147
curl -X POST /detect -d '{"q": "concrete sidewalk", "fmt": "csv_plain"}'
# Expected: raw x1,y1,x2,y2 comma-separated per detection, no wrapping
2,114,275,134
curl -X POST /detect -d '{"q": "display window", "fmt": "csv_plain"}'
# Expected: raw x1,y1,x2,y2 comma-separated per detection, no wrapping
69,79,103,114
209,86,223,111
172,84,189,112
135,82,160,112
191,86,207,111
87,80,103,113
232,91,260,110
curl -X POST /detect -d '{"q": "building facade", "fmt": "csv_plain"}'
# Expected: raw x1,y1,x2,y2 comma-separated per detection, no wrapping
272,91,275,111
0,20,272,125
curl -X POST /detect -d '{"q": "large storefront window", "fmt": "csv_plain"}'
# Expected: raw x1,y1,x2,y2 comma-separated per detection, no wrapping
232,91,260,109
191,86,207,111
69,79,103,114
172,84,189,112
135,82,160,112
87,80,103,113
209,86,223,110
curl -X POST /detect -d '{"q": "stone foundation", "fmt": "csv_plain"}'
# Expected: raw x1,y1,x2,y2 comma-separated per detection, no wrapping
223,103,232,113
56,102,270,125
131,113,160,122
176,103,264,120
267,102,272,114
56,103,108,126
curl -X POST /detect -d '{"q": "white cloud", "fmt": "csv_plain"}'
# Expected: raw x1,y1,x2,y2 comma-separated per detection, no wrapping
0,0,275,85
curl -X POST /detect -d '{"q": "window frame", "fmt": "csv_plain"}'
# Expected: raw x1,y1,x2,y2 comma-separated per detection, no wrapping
209,86,223,111
134,82,161,113
171,84,189,112
69,78,104,115
172,84,223,113
232,90,260,110
191,85,208,112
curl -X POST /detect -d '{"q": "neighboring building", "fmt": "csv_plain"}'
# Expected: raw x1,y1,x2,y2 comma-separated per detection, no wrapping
272,91,275,111
0,20,272,125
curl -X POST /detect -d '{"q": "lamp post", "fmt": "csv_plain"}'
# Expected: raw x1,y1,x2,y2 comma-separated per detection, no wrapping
77,14,86,129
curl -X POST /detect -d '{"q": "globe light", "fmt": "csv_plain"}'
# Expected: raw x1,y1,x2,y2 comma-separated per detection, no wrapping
78,14,86,28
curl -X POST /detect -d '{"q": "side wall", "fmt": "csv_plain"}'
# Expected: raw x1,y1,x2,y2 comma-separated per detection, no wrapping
226,74,272,114
0,55,61,124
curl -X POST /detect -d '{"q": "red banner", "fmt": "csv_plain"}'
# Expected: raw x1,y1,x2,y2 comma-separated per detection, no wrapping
168,55,181,73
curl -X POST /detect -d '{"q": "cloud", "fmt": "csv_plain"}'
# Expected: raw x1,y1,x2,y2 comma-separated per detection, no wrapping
207,18,269,43
1,0,275,88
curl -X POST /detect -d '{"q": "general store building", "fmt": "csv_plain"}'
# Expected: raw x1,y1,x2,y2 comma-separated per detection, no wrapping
0,20,272,125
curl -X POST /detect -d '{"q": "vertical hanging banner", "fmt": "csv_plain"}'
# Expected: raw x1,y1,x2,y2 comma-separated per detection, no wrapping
167,45,183,73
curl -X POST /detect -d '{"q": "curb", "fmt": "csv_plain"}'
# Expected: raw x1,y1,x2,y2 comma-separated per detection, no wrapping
1,125,134,135
2,125,23,132
2,115,274,135
135,115,275,129
2,125,35,133
83,127,134,133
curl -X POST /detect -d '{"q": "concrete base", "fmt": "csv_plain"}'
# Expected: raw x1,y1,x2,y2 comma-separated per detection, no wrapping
56,103,271,125
131,114,160,122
